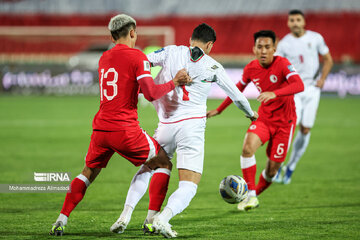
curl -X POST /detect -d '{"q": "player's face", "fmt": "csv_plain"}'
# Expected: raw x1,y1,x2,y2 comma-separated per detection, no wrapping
288,14,305,36
253,37,276,67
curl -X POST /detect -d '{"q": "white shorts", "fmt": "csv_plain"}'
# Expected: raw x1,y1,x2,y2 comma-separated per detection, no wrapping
153,118,206,174
295,85,321,128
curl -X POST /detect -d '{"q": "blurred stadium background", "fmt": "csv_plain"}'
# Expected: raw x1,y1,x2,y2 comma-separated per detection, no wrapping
1,0,360,98
1,1,360,239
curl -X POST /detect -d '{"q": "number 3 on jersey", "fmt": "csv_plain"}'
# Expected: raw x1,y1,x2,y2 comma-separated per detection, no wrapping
100,68,118,101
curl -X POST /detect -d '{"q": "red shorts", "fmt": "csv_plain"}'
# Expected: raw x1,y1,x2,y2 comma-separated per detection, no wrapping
247,120,295,162
85,127,161,168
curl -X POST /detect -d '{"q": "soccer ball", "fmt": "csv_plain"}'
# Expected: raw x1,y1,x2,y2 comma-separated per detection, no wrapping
219,175,248,204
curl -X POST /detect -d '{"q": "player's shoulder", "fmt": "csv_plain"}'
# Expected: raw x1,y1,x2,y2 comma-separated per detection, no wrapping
306,30,322,38
245,59,259,70
201,54,225,73
279,33,293,43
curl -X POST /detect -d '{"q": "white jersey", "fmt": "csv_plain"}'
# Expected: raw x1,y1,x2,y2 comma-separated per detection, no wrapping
276,30,329,86
147,45,254,123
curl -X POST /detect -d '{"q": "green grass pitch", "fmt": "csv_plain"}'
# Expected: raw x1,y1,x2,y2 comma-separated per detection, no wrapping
0,96,359,239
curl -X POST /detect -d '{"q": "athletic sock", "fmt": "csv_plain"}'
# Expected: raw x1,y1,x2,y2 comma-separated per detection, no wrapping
146,168,170,222
124,165,153,209
56,213,68,226
60,174,90,218
148,168,171,211
256,170,272,196
117,204,133,225
286,132,311,172
160,181,197,222
241,155,257,192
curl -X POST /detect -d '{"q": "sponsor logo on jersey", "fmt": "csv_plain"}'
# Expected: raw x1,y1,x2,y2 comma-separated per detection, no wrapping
143,61,151,71
253,78,260,82
270,74,278,83
154,48,164,53
287,65,296,72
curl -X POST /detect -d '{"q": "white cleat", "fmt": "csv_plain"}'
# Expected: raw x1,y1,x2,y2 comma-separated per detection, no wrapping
153,216,177,238
110,219,127,234
237,196,259,211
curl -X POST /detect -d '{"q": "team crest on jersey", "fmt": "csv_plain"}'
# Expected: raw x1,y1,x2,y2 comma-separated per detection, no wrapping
249,125,256,130
144,61,151,71
287,65,296,72
270,74,278,83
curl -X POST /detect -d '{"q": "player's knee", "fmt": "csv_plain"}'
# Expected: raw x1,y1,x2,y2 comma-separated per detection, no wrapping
242,144,255,157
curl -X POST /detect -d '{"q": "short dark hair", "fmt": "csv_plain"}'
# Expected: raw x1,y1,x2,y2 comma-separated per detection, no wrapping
254,30,276,44
289,9,305,18
191,23,216,43
111,22,136,41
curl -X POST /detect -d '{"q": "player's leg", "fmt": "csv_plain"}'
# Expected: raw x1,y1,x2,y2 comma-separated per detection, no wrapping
50,131,112,236
256,123,295,195
274,93,303,183
152,118,205,238
238,121,269,211
110,127,174,234
153,169,201,238
284,86,320,184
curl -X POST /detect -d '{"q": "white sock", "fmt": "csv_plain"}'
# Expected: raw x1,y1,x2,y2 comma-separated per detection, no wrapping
248,190,256,198
146,210,159,223
118,204,133,225
56,213,68,226
287,132,311,171
240,155,256,169
124,165,153,209
159,181,198,223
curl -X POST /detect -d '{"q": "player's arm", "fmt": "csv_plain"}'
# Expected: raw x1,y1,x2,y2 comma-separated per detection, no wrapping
316,52,333,88
207,67,257,120
138,69,190,102
146,46,174,68
257,62,304,103
316,34,333,88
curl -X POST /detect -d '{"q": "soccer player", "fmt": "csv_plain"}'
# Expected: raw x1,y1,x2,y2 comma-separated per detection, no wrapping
49,14,191,236
110,23,257,237
207,30,304,211
274,9,333,184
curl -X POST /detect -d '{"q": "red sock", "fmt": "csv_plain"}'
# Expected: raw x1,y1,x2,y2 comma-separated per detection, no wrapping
60,177,88,217
148,169,170,211
256,172,272,196
242,165,257,191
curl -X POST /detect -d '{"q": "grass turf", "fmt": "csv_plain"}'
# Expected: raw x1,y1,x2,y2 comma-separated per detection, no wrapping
0,96,359,239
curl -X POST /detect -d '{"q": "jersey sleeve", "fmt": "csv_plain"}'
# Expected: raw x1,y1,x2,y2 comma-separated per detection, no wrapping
146,45,175,67
215,66,254,117
316,33,330,56
134,51,175,101
134,51,152,81
273,58,304,97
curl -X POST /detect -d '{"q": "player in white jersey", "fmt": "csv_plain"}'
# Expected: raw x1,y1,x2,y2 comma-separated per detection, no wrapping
110,23,258,238
275,10,333,184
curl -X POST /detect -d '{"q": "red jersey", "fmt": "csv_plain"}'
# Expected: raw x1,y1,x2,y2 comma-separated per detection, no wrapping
93,44,174,131
217,56,304,126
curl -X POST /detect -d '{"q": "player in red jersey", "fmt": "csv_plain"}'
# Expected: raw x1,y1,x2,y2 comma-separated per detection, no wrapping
207,30,304,211
49,14,190,236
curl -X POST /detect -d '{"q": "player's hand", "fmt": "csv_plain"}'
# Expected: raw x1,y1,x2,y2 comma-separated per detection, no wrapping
206,109,219,118
257,92,276,103
173,68,192,86
316,78,325,88
247,111,258,121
